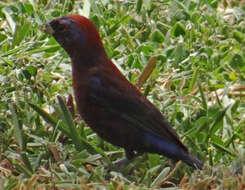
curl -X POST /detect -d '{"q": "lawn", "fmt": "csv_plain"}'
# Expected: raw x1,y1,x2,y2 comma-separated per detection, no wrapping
0,0,244,189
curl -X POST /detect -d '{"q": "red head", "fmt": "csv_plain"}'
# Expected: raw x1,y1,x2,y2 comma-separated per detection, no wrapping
42,15,105,60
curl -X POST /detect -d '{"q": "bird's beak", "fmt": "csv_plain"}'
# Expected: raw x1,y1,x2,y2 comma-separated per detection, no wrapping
40,23,54,35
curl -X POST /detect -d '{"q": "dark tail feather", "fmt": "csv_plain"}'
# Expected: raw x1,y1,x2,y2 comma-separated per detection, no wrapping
182,151,203,170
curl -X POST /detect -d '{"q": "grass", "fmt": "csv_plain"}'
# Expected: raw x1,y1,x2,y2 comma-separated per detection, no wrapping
0,0,245,189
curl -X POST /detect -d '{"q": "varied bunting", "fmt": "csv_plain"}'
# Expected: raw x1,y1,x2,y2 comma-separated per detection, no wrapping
42,15,203,169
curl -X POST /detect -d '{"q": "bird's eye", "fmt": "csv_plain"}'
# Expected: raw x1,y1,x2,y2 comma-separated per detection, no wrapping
50,19,69,33
56,23,66,32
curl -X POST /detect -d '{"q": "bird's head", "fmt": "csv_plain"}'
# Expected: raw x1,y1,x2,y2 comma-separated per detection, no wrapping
41,15,104,58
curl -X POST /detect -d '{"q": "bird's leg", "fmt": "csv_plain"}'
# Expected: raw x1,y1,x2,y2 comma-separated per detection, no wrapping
105,150,144,177
113,150,141,168
113,150,134,168
113,158,130,168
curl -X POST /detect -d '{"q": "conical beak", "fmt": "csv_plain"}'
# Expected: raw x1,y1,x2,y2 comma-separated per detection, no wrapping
40,23,54,35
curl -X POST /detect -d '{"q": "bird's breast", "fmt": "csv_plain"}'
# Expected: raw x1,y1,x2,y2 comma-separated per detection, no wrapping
72,74,105,126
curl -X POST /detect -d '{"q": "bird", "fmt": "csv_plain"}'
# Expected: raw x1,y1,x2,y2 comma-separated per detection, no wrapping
41,14,203,170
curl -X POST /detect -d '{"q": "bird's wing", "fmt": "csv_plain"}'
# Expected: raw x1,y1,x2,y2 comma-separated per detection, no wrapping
88,73,187,150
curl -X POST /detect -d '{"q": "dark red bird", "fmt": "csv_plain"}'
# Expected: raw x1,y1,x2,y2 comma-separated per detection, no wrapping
42,15,203,169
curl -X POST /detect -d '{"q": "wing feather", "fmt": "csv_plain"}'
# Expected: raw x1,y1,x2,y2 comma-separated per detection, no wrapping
88,73,187,150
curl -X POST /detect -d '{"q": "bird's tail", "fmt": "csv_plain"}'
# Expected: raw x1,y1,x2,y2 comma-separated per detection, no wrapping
181,151,203,170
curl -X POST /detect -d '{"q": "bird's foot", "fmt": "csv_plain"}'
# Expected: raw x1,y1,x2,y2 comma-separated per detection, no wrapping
105,157,130,173
113,158,130,168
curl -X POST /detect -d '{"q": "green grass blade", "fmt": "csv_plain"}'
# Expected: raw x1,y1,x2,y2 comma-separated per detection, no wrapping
13,161,32,177
151,167,170,187
209,106,229,137
29,103,58,127
188,67,199,92
107,15,130,36
9,104,25,150
82,0,91,18
198,82,207,111
29,103,70,136
12,21,31,47
57,96,96,153
2,7,16,34
21,152,33,173
212,142,236,157
136,0,143,13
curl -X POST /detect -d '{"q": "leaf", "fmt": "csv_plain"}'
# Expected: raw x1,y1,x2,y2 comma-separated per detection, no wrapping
230,54,244,69
2,7,16,34
136,56,157,88
151,30,165,43
212,142,236,156
9,104,25,150
0,33,7,43
184,116,208,138
27,45,60,54
57,96,83,151
82,0,91,18
21,152,33,173
151,167,170,187
209,106,229,137
1,46,23,57
23,3,34,14
233,31,244,43
57,96,96,154
13,161,32,177
141,165,161,185
12,21,31,46
107,15,130,36
188,67,199,92
156,21,171,34
136,0,143,13
171,22,186,37
198,82,207,111
1,57,14,67
26,66,37,76
28,103,59,129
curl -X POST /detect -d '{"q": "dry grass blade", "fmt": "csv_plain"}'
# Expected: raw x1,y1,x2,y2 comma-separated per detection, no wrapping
155,161,182,188
179,173,189,189
191,178,215,190
49,144,62,162
26,175,39,190
211,84,245,98
136,56,157,89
